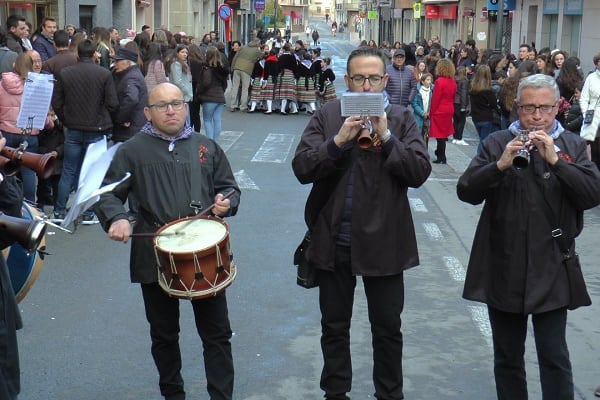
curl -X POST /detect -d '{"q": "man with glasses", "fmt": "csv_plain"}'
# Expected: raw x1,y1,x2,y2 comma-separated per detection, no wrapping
458,74,600,399
385,48,417,107
293,46,431,400
95,83,240,400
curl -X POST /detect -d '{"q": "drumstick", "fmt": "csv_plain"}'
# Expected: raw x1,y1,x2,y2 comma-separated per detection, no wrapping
130,232,180,238
191,189,236,219
131,189,236,238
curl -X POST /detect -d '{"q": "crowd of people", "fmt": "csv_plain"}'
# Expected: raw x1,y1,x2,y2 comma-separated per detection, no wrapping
343,36,600,399
2,12,600,400
362,35,600,169
229,36,337,115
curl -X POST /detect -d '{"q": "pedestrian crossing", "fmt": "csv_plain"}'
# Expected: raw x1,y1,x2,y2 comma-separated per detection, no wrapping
221,126,493,348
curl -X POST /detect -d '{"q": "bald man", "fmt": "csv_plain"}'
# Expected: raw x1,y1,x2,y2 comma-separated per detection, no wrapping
95,83,241,400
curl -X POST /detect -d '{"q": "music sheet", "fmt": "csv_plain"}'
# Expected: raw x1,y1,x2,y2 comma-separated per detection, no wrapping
62,137,130,228
17,72,54,130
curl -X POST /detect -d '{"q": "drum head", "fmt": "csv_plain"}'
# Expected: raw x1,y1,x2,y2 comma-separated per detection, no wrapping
3,203,46,303
155,217,228,254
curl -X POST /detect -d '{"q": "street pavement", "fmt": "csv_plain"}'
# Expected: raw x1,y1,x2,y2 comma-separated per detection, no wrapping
14,20,600,400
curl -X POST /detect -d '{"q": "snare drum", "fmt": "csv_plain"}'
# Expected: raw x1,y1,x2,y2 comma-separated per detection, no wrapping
153,216,236,300
2,203,46,303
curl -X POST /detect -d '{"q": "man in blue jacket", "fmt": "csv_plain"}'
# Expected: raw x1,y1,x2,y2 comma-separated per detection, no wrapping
32,16,57,62
385,49,417,107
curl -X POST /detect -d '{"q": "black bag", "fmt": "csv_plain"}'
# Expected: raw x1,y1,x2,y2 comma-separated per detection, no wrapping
194,66,211,103
583,109,594,125
564,254,592,310
293,231,318,288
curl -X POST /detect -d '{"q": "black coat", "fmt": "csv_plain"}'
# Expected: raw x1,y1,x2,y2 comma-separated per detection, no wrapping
457,127,600,314
95,132,240,283
112,65,148,142
292,100,431,276
52,58,119,132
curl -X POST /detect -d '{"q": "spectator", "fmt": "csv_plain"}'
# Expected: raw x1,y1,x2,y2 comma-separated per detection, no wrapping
51,39,119,222
5,15,27,54
469,64,501,151
229,39,262,112
111,47,148,143
429,59,457,163
412,72,434,143
196,46,229,141
453,66,470,145
0,27,18,73
42,29,78,76
0,52,53,203
166,44,193,122
385,48,417,107
32,17,57,61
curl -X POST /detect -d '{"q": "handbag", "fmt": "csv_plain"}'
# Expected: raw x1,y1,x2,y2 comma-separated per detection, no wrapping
293,230,318,289
531,177,592,310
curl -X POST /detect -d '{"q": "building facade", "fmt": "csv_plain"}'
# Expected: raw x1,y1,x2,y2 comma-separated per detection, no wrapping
0,0,596,71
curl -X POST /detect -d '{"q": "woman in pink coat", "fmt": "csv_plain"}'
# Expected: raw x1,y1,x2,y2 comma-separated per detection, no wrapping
429,59,457,164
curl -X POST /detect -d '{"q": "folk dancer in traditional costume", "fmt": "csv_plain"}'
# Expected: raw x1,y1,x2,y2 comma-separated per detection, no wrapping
248,46,269,113
295,52,317,114
317,57,337,105
275,43,299,115
262,48,280,115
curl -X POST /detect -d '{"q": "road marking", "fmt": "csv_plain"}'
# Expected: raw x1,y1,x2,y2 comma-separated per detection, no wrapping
443,256,466,282
219,130,244,152
467,305,493,348
426,177,458,182
409,197,428,213
234,169,260,190
423,222,443,240
251,133,295,163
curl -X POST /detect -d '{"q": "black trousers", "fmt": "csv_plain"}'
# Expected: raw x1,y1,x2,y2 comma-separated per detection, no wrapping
318,246,405,400
488,306,573,400
453,106,466,140
141,283,234,400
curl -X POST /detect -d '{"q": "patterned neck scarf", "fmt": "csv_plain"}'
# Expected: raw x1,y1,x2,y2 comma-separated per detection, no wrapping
140,121,193,151
508,119,564,139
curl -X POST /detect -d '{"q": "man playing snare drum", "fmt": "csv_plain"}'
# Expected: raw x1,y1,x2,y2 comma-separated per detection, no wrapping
95,83,241,400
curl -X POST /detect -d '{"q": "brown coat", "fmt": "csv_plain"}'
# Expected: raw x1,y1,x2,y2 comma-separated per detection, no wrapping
292,100,431,276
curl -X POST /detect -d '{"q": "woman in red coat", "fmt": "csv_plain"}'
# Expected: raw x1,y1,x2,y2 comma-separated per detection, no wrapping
429,59,457,163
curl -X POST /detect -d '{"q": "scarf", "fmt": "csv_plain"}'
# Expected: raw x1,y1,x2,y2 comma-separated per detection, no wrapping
140,121,193,152
419,85,431,113
508,119,564,140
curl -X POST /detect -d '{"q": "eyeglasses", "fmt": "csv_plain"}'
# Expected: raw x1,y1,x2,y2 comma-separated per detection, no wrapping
148,100,186,112
518,104,556,114
348,75,384,86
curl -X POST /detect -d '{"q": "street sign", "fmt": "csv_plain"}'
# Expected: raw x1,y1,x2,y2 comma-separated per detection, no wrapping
218,4,232,21
254,0,265,11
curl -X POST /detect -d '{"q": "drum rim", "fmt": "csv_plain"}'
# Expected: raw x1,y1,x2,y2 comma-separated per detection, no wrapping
5,203,46,303
154,215,229,254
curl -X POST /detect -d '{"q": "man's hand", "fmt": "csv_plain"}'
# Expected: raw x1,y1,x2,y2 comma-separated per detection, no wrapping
333,116,366,147
108,218,132,243
497,134,530,171
371,112,389,138
530,129,559,165
213,193,231,216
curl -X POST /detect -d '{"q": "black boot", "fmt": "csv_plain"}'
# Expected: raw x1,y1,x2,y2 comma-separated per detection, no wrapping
433,139,447,164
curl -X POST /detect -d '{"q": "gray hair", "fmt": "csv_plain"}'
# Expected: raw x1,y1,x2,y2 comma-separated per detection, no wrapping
516,73,560,103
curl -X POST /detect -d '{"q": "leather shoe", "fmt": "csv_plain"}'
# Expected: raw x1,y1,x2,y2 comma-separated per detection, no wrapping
432,158,447,164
